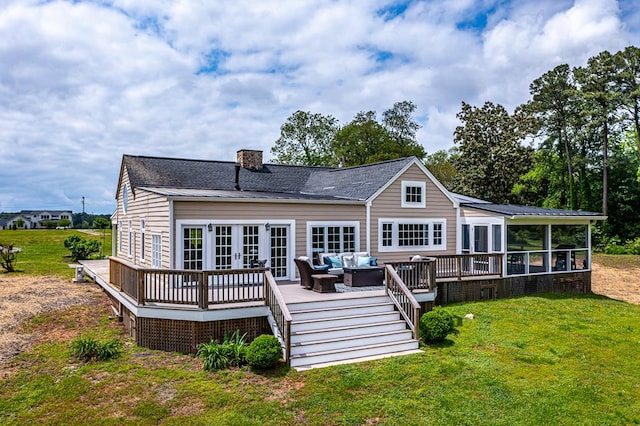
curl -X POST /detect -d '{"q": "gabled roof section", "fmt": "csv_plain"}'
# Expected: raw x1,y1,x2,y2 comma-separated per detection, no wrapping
461,202,606,219
300,157,415,200
119,154,417,202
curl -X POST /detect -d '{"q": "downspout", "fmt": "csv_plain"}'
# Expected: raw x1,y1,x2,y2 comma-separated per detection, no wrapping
365,200,372,255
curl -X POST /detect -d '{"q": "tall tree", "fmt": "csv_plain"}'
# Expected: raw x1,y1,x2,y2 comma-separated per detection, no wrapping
452,101,534,204
574,50,621,216
333,111,389,166
526,64,580,209
424,148,458,190
271,110,339,166
615,46,640,154
381,100,426,160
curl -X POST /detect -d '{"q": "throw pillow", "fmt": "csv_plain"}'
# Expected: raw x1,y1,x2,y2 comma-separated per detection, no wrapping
343,255,355,268
357,256,371,267
328,256,342,268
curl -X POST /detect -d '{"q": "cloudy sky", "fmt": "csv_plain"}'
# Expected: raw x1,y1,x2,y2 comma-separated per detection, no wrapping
1,0,638,214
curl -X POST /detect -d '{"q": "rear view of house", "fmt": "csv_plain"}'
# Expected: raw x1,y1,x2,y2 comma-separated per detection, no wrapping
83,149,603,369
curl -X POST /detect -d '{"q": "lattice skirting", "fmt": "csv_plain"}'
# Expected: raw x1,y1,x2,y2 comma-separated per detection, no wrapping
120,306,270,354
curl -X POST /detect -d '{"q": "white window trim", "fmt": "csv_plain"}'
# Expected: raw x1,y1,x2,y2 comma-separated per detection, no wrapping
118,222,123,255
401,181,426,208
378,218,446,252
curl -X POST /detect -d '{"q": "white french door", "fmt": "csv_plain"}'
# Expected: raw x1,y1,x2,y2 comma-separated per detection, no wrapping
213,225,261,270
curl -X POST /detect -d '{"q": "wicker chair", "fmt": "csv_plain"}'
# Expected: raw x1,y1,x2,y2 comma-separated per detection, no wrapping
294,257,329,289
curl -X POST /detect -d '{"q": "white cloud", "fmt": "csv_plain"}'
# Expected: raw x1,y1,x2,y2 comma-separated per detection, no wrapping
0,0,637,212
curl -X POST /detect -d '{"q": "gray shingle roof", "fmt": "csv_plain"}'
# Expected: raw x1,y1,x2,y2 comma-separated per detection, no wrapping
123,155,414,201
461,203,604,218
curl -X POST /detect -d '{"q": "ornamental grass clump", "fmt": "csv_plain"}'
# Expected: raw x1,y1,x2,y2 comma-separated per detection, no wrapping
245,334,282,370
419,307,455,343
70,336,122,362
197,330,247,371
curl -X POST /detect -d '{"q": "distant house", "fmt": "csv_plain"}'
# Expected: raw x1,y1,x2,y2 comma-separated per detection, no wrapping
0,210,73,229
81,149,605,369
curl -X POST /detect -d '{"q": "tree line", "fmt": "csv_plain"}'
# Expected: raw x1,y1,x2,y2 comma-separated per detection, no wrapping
271,46,640,244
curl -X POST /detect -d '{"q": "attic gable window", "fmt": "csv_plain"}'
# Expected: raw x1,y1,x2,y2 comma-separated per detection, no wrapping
122,184,129,214
401,181,425,208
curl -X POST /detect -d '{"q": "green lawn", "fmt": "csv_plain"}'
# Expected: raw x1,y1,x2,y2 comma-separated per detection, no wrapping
0,229,111,277
1,238,639,425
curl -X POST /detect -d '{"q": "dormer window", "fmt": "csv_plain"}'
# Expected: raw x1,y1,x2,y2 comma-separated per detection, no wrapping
401,181,426,208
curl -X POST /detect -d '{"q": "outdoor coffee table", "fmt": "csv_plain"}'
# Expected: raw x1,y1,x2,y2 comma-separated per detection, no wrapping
310,274,338,293
343,266,384,287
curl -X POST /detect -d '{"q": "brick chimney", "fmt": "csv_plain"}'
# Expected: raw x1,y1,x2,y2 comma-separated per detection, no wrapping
236,149,263,170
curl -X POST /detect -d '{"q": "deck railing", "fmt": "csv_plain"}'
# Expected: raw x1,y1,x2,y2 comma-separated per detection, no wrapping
385,265,421,340
109,257,266,307
386,259,437,291
434,253,503,280
264,270,292,365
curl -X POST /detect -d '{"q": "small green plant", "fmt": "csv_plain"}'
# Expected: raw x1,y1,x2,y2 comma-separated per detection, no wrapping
419,307,455,343
64,235,100,261
70,336,122,362
0,243,20,272
245,334,282,370
197,330,247,371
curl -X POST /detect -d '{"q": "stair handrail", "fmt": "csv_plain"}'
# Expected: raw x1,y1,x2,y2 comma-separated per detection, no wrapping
384,265,421,340
263,270,293,364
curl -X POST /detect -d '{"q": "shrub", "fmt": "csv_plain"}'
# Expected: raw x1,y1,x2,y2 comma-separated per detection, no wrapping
245,334,282,370
625,237,640,255
0,243,20,272
70,336,122,362
604,237,627,255
64,235,100,261
419,307,455,343
197,330,247,371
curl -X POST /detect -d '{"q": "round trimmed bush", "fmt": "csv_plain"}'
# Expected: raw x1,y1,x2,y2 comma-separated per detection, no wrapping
419,307,455,343
246,334,282,370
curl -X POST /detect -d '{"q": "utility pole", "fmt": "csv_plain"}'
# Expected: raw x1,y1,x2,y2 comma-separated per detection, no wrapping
82,196,85,229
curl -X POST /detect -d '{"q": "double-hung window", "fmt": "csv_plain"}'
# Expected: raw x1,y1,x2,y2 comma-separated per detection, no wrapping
379,219,446,251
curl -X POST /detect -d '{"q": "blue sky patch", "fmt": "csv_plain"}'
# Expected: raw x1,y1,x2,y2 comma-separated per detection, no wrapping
196,49,230,75
376,1,412,21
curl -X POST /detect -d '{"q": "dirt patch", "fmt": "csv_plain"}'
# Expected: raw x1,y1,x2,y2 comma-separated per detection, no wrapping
591,262,640,305
0,274,103,372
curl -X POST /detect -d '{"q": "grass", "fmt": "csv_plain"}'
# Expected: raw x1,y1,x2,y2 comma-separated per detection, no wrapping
1,293,638,425
0,235,638,424
0,229,111,277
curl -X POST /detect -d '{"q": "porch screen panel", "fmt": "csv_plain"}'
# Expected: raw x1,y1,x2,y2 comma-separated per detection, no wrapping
183,227,203,270
242,225,260,268
474,226,488,253
215,225,233,270
270,226,288,278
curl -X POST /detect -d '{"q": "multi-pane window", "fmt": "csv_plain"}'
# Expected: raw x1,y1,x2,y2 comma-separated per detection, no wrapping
183,227,203,270
380,220,445,250
433,223,443,246
310,224,358,260
399,223,429,247
382,223,393,247
270,226,288,278
151,234,162,268
401,181,426,208
243,225,259,268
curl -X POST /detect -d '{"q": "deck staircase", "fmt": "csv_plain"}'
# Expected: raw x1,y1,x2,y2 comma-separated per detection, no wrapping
286,294,421,370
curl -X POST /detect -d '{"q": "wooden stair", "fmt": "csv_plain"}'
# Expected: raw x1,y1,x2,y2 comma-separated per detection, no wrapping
287,294,421,370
